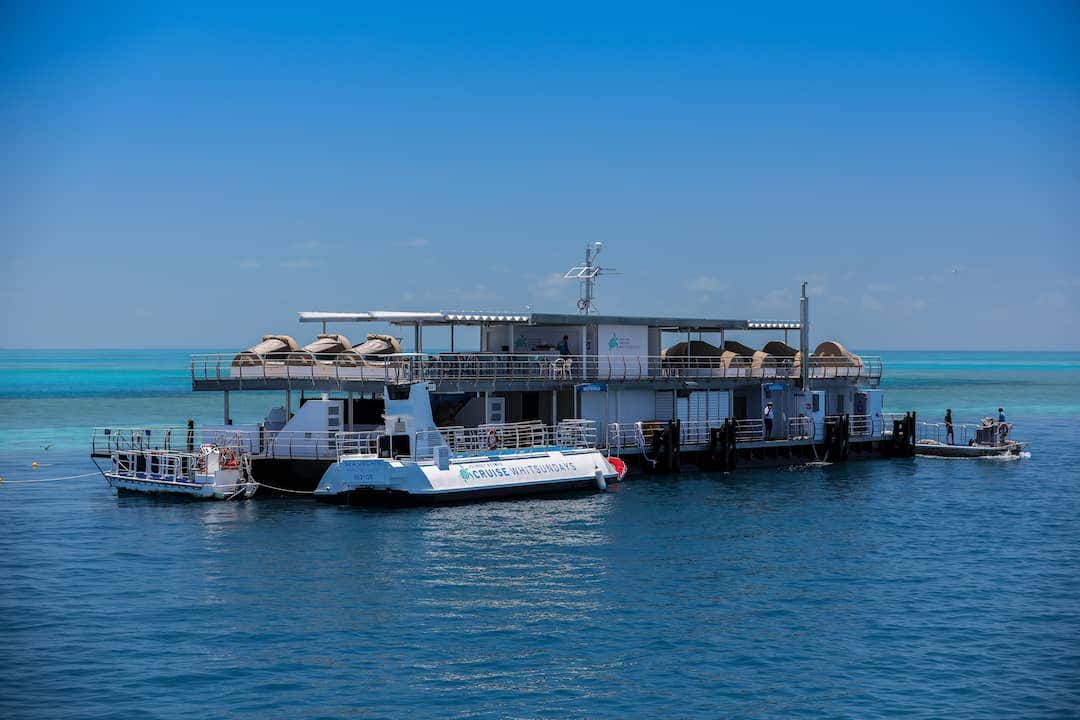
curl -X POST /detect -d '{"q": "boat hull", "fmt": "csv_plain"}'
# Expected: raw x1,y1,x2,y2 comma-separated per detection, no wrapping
105,470,254,499
316,449,616,506
915,440,1028,458
250,458,332,496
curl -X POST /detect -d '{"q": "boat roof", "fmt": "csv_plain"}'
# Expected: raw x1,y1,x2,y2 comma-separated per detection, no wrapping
298,310,800,332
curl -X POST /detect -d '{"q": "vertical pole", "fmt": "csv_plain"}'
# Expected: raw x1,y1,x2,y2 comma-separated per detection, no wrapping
450,324,456,352
552,389,558,425
484,391,490,423
800,282,810,391
580,325,587,380
414,324,421,353
285,389,292,418
346,390,353,429
223,391,231,425
508,324,514,354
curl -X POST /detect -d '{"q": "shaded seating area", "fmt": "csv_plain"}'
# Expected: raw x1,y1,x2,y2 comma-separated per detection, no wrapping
286,333,353,366
232,334,299,367
812,340,862,367
760,340,800,371
721,340,756,368
661,340,723,367
339,333,403,366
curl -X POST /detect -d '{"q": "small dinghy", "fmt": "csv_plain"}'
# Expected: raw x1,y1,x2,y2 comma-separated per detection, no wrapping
915,419,1029,459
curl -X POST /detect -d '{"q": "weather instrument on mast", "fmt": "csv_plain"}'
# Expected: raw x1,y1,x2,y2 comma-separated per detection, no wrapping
564,242,618,315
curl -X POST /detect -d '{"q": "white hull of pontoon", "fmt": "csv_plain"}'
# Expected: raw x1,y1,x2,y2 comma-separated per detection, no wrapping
316,448,617,504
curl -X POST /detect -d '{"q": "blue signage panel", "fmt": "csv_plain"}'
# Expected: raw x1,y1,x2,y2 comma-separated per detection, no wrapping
764,383,787,391
577,383,607,392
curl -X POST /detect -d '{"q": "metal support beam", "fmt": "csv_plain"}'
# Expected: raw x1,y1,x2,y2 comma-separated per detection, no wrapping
580,325,587,379
223,391,231,425
552,389,558,426
450,324,455,352
285,389,292,418
800,282,810,391
346,391,352,429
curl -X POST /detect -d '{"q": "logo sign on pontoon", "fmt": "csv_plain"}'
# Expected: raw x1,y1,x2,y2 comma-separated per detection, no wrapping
457,460,579,481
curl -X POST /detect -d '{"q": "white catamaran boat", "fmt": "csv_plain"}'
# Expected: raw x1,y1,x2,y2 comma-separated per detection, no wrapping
92,428,257,500
914,419,1030,459
316,382,623,505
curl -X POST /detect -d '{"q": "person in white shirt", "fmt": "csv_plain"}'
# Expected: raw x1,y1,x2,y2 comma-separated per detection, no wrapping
764,402,774,439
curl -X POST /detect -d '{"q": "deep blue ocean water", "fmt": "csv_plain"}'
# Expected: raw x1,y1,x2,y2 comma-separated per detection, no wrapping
1,350,1078,719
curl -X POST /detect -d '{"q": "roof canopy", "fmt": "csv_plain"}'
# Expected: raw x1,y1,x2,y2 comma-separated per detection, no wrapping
299,310,798,332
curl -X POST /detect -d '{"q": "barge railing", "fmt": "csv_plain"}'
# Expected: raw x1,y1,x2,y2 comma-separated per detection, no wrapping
605,417,821,449
190,352,883,387
92,426,350,461
341,420,600,462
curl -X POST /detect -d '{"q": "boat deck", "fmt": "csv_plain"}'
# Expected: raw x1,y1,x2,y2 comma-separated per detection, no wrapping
190,352,882,392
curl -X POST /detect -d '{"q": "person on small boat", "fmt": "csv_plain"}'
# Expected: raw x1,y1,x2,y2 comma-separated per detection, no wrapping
998,407,1006,423
764,402,774,439
944,409,954,445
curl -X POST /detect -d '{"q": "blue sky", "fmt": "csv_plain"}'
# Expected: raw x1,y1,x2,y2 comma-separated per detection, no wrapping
2,2,1077,350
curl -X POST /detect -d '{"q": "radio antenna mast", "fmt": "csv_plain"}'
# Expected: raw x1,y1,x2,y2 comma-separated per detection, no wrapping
564,242,617,315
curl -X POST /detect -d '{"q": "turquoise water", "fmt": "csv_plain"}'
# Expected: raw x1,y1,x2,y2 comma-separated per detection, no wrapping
1,351,1078,718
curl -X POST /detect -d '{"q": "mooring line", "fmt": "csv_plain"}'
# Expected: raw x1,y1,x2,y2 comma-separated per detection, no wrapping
254,481,317,495
0,471,100,486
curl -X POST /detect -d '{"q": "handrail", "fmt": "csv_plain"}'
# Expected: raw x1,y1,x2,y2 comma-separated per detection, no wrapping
337,420,599,462
92,426,349,461
190,351,884,387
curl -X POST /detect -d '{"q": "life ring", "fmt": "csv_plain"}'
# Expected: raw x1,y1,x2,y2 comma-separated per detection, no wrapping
220,448,239,469
606,456,628,481
486,429,501,450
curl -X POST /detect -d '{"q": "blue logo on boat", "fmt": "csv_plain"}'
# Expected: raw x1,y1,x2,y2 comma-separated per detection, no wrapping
608,334,619,349
459,467,472,480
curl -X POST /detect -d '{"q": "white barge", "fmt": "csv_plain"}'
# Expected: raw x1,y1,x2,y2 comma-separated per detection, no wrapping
94,246,918,499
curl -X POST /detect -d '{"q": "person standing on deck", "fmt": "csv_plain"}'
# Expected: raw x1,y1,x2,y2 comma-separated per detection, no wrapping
944,408,955,445
764,402,774,439
997,407,1010,443
557,335,571,357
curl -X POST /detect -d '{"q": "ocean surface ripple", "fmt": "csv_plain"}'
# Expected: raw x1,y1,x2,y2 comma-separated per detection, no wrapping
1,351,1078,718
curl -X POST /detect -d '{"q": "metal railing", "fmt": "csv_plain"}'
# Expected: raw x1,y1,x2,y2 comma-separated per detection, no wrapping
848,414,878,438
915,421,1001,446
341,420,600,462
735,419,765,443
786,417,814,440
110,448,205,483
605,417,822,450
92,426,347,461
190,352,884,387
336,431,381,457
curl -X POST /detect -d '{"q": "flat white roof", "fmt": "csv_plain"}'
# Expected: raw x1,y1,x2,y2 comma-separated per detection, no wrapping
299,310,800,332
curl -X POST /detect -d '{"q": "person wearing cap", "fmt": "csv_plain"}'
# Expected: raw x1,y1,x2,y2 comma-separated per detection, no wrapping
764,401,774,439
